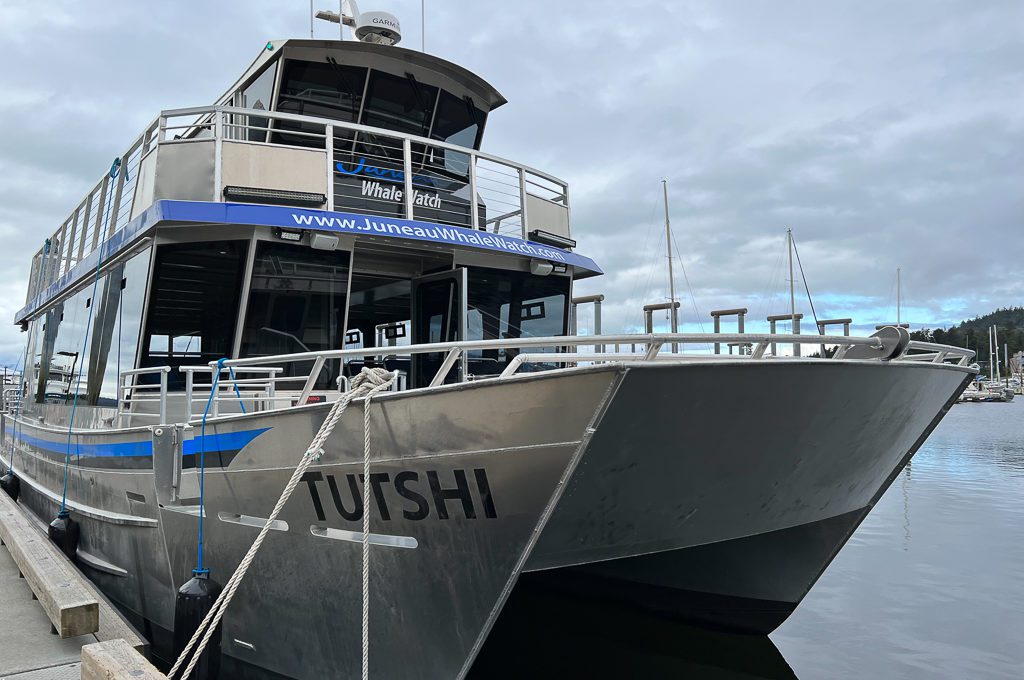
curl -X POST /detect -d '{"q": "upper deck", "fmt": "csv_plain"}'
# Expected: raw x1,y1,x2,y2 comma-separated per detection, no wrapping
18,40,585,324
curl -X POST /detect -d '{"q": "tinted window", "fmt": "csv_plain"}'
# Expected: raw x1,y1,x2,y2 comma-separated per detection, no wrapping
465,268,569,376
240,242,350,388
240,62,278,142
361,71,437,137
274,60,367,147
86,248,151,406
34,288,88,404
141,241,248,386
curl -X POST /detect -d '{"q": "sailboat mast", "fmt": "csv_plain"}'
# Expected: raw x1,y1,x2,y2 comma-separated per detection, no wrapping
787,229,795,322
662,180,678,334
896,267,901,325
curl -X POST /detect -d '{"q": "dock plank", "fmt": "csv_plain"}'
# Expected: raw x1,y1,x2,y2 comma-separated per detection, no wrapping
81,639,166,680
0,491,99,638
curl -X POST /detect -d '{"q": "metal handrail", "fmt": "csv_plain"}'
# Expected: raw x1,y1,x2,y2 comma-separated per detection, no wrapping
117,365,171,424
158,104,570,189
110,332,974,425
213,332,889,398
25,102,570,321
180,365,283,421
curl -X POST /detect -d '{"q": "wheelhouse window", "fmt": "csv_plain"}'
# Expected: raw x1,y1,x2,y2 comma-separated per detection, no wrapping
274,60,367,148
240,242,351,389
239,61,278,143
140,241,248,386
465,268,570,377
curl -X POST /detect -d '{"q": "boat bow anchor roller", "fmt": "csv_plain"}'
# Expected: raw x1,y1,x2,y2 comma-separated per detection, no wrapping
1,7,977,679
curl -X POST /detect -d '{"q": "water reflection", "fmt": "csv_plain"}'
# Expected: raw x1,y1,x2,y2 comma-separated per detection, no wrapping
773,399,1024,679
470,585,798,679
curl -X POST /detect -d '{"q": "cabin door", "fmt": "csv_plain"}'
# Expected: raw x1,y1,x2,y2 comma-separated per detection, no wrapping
411,268,467,388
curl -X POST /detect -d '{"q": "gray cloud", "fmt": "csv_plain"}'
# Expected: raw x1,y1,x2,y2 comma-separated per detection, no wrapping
0,0,1020,363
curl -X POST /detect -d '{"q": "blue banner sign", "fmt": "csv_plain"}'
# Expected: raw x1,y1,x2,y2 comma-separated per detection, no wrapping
16,200,600,323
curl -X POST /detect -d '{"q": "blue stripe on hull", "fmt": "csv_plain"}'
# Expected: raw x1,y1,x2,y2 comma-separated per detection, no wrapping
12,427,271,465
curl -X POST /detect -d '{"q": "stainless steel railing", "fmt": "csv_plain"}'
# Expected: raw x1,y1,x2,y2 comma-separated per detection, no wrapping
27,104,570,311
113,332,975,424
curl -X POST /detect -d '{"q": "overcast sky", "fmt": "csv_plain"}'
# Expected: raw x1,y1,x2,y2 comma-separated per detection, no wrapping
0,0,1021,364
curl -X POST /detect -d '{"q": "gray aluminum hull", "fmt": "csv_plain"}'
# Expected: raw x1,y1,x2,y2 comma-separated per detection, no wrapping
1,359,972,678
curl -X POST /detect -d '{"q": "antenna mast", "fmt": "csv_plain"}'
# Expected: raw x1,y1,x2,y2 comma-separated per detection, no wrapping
662,180,678,337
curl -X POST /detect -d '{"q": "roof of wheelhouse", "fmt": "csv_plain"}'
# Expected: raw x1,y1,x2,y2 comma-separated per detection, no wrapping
222,38,507,113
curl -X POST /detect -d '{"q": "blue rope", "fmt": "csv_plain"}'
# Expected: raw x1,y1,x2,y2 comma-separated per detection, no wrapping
227,365,246,414
194,358,227,575
59,244,107,516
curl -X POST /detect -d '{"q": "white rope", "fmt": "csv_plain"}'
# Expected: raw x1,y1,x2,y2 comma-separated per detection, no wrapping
168,367,397,680
362,373,372,680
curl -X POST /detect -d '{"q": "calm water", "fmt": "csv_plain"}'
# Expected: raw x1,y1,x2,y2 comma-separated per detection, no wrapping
774,398,1024,679
471,398,1024,679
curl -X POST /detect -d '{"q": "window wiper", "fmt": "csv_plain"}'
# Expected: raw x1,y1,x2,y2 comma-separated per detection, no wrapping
405,73,434,137
326,56,359,110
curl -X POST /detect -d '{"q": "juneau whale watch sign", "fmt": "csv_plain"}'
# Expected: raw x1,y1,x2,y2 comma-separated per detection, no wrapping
336,157,443,208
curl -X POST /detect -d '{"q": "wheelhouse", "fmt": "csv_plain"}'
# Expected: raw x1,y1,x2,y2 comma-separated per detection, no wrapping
15,39,594,415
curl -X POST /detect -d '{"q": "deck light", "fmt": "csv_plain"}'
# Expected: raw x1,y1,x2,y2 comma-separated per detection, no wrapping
223,185,326,206
528,229,576,250
529,260,554,276
277,229,303,242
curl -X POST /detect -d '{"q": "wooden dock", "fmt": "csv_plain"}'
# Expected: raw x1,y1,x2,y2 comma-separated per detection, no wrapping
0,489,162,679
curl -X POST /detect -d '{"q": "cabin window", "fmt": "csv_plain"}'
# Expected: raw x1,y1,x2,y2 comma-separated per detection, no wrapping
343,272,413,378
239,61,279,143
84,248,152,406
240,241,351,389
274,60,367,148
464,268,570,376
140,241,249,387
34,286,89,404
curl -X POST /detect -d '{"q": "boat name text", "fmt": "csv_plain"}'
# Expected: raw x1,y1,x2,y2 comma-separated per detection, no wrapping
301,468,498,522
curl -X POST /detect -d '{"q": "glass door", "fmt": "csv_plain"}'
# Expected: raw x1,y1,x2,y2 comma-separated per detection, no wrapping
411,268,466,388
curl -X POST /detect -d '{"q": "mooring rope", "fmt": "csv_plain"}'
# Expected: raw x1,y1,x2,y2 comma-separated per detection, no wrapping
168,366,396,680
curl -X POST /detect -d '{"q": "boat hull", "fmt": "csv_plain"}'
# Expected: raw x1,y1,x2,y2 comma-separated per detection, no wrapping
524,360,972,633
1,358,972,676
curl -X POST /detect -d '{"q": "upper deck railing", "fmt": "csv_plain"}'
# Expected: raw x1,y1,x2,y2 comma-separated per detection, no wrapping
25,105,571,308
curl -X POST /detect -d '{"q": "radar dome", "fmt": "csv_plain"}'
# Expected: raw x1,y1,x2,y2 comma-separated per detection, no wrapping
355,11,402,45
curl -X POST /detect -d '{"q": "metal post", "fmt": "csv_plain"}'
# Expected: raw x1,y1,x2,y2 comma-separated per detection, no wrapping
159,369,168,425
517,168,529,238
325,125,335,211
402,138,414,219
711,309,747,356
213,111,224,201
594,298,603,353
769,319,777,356
793,314,801,357
468,153,479,231
185,370,194,422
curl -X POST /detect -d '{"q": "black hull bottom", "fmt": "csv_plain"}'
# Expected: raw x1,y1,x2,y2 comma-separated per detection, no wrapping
520,507,867,634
